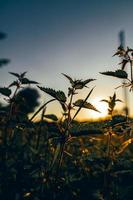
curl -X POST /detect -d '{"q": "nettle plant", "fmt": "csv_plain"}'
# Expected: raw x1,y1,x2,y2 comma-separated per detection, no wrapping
100,45,133,91
0,72,38,120
100,46,133,158
30,73,100,173
98,47,133,199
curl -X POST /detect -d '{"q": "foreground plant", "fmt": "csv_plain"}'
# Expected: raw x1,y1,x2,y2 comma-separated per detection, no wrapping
33,74,100,175
100,45,133,200
100,46,133,91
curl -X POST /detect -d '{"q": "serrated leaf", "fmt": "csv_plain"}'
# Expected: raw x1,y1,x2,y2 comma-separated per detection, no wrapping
9,72,20,78
73,79,95,89
73,99,100,112
83,79,96,85
0,59,10,68
44,114,58,121
62,73,95,89
73,80,84,89
0,87,11,97
100,69,128,79
20,71,27,78
62,73,74,85
38,86,66,102
21,78,39,84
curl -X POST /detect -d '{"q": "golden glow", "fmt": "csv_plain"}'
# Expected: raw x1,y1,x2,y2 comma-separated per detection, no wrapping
84,97,108,120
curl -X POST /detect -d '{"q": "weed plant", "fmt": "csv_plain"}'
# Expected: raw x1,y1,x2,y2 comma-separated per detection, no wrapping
0,35,133,200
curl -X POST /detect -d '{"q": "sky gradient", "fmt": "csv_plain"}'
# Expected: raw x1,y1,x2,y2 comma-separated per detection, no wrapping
0,0,133,120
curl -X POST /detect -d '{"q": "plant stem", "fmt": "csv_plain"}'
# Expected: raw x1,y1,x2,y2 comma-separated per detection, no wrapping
30,98,56,121
130,60,133,81
36,107,45,149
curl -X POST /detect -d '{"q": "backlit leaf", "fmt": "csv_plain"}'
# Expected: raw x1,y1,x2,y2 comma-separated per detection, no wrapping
21,78,39,84
44,114,58,121
0,87,11,97
38,86,67,102
73,99,100,112
62,73,74,85
83,79,96,85
100,69,128,79
9,72,20,78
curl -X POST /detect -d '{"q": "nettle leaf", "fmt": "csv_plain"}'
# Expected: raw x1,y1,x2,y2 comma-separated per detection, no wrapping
0,87,11,97
0,59,10,68
62,73,95,89
83,79,96,85
73,99,100,112
20,71,27,78
21,78,39,84
9,71,27,79
74,79,96,89
38,86,67,102
101,99,109,103
44,114,58,121
113,46,126,57
9,72,20,78
100,70,128,79
73,80,84,89
62,73,74,85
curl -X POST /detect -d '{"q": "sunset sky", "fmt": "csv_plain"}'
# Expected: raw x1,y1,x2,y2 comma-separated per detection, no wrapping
0,0,133,120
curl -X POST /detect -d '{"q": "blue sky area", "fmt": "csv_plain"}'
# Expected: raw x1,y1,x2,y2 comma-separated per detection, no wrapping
0,0,133,120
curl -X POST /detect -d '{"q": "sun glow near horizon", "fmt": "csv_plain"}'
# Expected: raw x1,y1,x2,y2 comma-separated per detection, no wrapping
83,97,109,120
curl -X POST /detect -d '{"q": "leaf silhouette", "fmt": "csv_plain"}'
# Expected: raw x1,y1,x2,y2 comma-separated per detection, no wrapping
21,78,39,84
44,114,58,121
9,72,20,78
73,99,100,112
100,69,128,79
101,93,122,115
9,71,27,79
0,87,11,97
20,71,27,78
113,46,126,57
62,73,95,89
73,79,95,89
62,73,74,85
101,99,109,103
38,86,67,102
83,79,96,85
